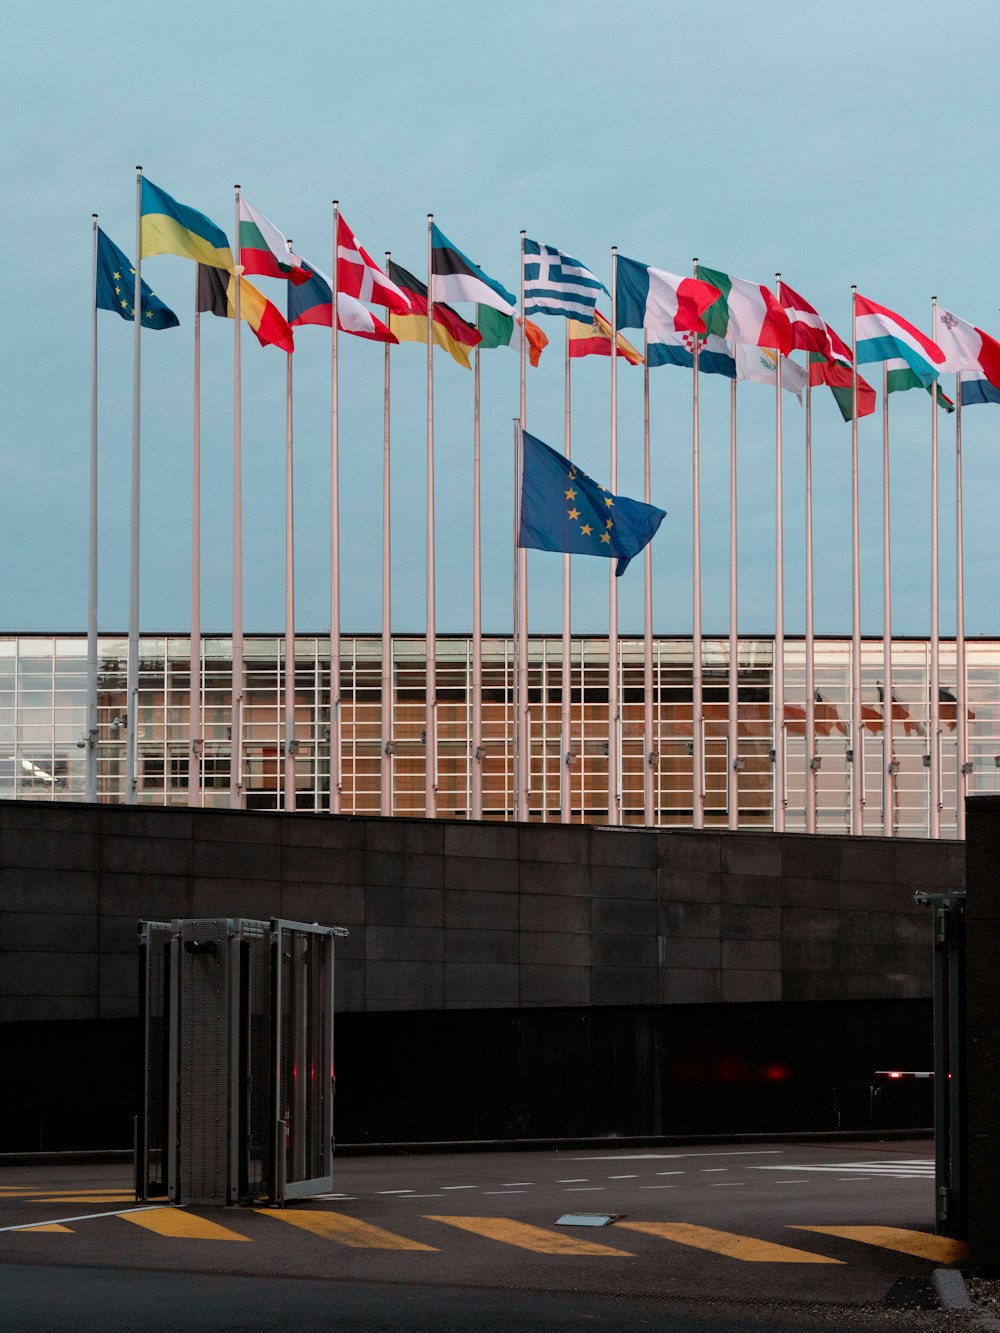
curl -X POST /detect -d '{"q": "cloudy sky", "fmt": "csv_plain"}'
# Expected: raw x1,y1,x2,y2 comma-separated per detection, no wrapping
3,1,998,641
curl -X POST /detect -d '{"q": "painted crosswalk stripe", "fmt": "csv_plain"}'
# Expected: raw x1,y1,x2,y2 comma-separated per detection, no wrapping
426,1216,633,1256
120,1208,250,1242
791,1225,968,1264
260,1209,437,1251
615,1222,842,1264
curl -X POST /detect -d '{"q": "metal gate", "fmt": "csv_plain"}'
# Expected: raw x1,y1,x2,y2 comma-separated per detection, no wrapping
136,917,345,1207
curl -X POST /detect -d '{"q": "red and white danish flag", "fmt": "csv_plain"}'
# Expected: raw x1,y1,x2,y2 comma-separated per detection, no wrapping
337,214,411,313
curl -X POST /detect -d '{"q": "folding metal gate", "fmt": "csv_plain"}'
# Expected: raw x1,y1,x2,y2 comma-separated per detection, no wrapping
136,917,345,1207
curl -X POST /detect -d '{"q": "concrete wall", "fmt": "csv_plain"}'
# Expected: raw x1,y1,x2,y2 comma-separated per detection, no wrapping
965,795,1000,1262
0,799,963,1021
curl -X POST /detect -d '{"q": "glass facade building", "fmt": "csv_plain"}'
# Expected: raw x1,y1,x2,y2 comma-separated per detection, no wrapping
2,632,997,837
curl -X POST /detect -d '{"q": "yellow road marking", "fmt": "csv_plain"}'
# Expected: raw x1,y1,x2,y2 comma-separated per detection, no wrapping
260,1209,437,1251
120,1208,250,1242
11,1224,74,1233
616,1222,842,1264
426,1216,632,1256
792,1226,968,1264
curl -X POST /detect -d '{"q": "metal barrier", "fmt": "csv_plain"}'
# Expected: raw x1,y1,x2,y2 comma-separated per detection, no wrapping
135,917,346,1207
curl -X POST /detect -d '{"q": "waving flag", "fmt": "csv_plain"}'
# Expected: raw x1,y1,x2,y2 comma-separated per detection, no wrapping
778,281,840,359
884,356,955,411
239,198,310,285
518,430,665,576
809,353,876,420
96,228,179,329
615,255,720,334
141,177,234,271
960,373,1000,406
523,239,606,322
387,260,482,369
735,345,808,402
197,265,293,353
646,329,735,378
430,223,516,313
854,293,944,387
568,309,642,365
698,265,793,355
337,214,410,313
936,306,1000,390
286,264,396,342
476,306,548,367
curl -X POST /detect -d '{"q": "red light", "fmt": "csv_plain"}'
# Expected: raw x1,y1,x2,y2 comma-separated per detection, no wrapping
888,1071,902,1079
765,1065,790,1082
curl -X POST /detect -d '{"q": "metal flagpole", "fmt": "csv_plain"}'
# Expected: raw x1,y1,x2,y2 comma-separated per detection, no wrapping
561,323,572,824
382,258,393,818
330,201,342,814
425,214,438,819
608,247,620,826
643,329,654,827
881,362,894,836
513,416,523,821
189,276,203,808
774,276,786,832
126,168,142,807
804,379,816,833
850,285,863,834
930,298,941,838
87,214,99,803
517,230,529,822
230,185,244,810
692,259,704,829
471,339,483,821
956,373,968,838
283,258,296,813
728,375,739,831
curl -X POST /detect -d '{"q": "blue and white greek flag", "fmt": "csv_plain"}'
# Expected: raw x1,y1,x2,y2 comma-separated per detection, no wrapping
523,239,607,322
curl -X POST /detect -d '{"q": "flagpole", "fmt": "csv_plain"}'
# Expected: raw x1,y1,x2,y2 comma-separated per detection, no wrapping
516,230,528,822
930,298,941,837
283,258,296,814
728,375,739,831
956,372,968,838
229,186,244,809
643,328,654,827
561,323,572,824
330,201,342,815
126,167,142,807
189,276,203,808
425,213,438,819
471,338,483,821
513,415,523,822
608,246,620,827
692,259,704,830
382,257,393,819
881,362,894,836
850,285,863,835
804,378,816,833
774,275,786,832
87,214,99,804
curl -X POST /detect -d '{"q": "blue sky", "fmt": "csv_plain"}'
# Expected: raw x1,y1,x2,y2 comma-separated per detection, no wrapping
3,1,998,639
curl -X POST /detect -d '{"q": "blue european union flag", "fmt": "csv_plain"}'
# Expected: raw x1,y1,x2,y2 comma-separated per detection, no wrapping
96,227,179,330
518,430,666,576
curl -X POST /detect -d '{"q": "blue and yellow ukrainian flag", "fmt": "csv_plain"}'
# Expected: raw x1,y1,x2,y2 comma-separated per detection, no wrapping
140,177,234,272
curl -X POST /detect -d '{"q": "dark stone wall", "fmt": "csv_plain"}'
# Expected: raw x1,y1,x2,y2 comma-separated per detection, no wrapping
0,799,962,1021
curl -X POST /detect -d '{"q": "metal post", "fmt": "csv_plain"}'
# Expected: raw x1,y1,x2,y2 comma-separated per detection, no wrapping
87,214,99,803
382,261,393,818
692,259,704,829
930,299,941,837
471,340,483,821
126,168,143,806
956,374,969,837
805,380,816,833
728,376,739,830
643,329,654,827
330,201,342,814
608,246,620,826
774,275,786,832
850,286,863,834
231,185,244,810
882,362,894,836
561,324,572,824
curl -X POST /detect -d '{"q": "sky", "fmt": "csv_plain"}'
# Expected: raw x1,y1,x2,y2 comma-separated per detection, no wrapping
2,1,999,641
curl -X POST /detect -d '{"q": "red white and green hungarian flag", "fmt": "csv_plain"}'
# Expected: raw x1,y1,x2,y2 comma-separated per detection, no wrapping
697,265,793,355
238,198,311,285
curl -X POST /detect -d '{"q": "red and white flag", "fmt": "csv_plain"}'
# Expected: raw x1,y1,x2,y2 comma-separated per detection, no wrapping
337,215,410,313
936,306,1000,389
338,290,397,343
778,280,840,359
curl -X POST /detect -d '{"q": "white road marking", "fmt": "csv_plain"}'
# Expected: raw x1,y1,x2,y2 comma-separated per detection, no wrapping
1,1204,169,1233
440,1185,478,1191
557,1178,588,1183
607,1175,638,1179
575,1150,783,1161
482,1191,527,1195
405,1194,443,1198
656,1171,685,1176
751,1161,933,1179
564,1187,605,1192
708,1183,745,1188
501,1183,533,1187
700,1168,728,1173
639,1185,676,1190
377,1190,416,1195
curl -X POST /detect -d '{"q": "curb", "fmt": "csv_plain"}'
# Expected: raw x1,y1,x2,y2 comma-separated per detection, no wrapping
933,1269,1000,1332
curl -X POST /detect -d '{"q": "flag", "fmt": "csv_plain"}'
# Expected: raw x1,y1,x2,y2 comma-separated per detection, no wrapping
140,177,234,271
960,372,1000,407
96,228,179,329
697,266,793,355
854,293,944,387
337,214,410,313
778,281,841,359
197,265,294,353
646,328,735,378
808,353,876,420
523,239,606,322
476,306,548,367
567,309,642,365
286,264,396,342
387,260,482,369
884,356,955,411
935,306,1000,389
238,198,310,285
518,430,666,576
430,223,516,313
615,255,721,334
734,345,808,402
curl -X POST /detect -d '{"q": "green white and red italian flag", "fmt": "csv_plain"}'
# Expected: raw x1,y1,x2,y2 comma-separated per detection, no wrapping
238,198,311,285
697,265,793,355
